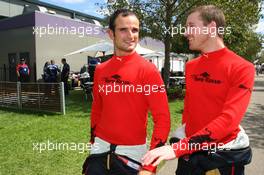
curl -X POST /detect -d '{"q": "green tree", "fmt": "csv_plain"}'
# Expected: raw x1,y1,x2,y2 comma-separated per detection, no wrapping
243,32,263,61
97,0,201,87
97,0,262,87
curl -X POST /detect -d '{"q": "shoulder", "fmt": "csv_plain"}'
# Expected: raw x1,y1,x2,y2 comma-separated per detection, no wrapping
226,49,254,70
136,54,158,73
134,55,161,80
223,50,255,83
186,56,201,68
94,58,111,72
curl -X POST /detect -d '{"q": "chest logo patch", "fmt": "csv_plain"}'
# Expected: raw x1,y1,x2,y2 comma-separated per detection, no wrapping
103,74,131,84
191,72,222,84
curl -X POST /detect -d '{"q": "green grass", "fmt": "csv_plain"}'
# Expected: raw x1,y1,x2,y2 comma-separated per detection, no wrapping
0,90,183,175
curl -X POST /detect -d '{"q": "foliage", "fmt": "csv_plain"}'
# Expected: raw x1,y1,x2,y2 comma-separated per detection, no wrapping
97,0,263,86
167,86,185,100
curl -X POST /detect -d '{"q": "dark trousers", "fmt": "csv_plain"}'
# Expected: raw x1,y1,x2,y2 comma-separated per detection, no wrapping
82,153,139,175
61,77,69,95
88,66,96,82
176,157,245,175
18,75,29,82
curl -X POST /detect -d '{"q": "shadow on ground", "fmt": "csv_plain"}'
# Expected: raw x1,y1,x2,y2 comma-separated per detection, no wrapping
242,103,264,149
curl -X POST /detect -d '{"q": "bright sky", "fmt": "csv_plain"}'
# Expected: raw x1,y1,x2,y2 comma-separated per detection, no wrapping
256,3,264,35
41,0,263,35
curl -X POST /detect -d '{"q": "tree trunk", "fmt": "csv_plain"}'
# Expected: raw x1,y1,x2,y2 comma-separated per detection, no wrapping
164,35,171,90
164,0,172,91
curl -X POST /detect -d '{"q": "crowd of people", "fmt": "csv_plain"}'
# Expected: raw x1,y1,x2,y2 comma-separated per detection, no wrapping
16,58,70,95
16,56,101,96
42,58,69,95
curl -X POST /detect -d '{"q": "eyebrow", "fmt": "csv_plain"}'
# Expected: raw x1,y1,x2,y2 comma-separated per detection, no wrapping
117,27,139,30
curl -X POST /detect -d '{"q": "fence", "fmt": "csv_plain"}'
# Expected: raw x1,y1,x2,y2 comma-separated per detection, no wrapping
0,65,8,81
0,82,65,114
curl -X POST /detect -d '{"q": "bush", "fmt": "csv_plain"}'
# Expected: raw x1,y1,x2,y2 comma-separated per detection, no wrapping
167,87,185,100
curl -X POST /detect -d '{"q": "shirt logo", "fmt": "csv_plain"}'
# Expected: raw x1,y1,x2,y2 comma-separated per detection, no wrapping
191,72,222,84
103,74,131,84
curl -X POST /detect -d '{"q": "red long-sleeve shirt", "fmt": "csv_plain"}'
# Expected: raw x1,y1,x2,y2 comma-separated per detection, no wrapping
16,63,30,75
173,47,255,157
91,51,170,150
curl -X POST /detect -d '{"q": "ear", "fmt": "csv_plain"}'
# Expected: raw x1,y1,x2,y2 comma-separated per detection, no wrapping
208,21,217,37
107,29,114,41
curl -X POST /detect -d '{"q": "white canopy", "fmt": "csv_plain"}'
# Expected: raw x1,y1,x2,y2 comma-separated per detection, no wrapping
64,41,155,57
143,52,164,58
143,52,188,72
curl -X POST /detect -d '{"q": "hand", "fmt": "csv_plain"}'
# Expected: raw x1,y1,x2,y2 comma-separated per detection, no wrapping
138,170,154,175
141,145,176,166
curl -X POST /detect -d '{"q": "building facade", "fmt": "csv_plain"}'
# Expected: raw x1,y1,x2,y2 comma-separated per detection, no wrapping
0,0,164,82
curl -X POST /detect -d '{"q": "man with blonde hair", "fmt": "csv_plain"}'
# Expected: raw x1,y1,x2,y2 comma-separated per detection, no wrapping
142,5,254,175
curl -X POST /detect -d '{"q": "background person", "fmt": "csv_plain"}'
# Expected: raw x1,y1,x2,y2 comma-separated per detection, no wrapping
255,63,261,76
88,57,99,82
46,59,60,94
43,61,50,82
47,60,59,83
16,58,30,82
61,58,70,95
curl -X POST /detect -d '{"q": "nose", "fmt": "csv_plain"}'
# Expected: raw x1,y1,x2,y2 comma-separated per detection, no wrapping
127,30,133,39
184,26,190,38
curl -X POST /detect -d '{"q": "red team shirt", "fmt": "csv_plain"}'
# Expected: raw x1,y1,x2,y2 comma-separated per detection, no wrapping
90,52,170,171
173,47,255,157
16,63,30,75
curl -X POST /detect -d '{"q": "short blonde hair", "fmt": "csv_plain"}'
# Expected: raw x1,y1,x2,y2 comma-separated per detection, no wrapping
189,5,226,38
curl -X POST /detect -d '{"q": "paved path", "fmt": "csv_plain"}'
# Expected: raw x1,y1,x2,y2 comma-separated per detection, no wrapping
157,74,264,175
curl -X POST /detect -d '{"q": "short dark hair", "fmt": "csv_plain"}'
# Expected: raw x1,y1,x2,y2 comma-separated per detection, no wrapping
188,5,225,38
61,58,66,62
109,9,138,31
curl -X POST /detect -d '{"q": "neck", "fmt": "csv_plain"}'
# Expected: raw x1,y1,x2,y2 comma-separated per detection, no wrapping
114,48,136,57
201,37,225,53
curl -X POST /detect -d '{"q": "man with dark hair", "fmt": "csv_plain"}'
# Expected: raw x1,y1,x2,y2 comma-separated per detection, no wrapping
16,58,30,82
61,58,70,95
142,5,254,175
82,9,170,175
